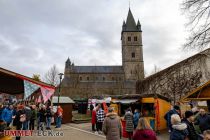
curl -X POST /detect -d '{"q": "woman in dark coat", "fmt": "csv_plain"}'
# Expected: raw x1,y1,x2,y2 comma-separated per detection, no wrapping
13,105,25,140
124,108,134,140
170,114,188,140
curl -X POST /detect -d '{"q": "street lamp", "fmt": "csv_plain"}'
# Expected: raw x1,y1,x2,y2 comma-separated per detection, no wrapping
58,73,64,105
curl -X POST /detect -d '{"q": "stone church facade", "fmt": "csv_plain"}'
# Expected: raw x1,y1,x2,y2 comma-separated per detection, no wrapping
61,9,145,100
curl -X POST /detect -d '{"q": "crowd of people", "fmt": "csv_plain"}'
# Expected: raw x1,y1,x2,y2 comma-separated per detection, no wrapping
91,104,157,140
165,105,210,140
0,103,63,140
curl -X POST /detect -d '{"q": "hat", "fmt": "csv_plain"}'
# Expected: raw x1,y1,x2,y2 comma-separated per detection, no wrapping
174,105,180,111
108,107,114,113
185,111,194,118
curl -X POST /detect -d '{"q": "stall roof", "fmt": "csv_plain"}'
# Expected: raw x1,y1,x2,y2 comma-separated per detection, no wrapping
0,67,54,95
181,80,210,101
52,96,75,104
111,99,138,104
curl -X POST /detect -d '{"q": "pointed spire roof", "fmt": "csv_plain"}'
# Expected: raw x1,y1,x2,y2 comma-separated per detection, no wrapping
124,8,138,31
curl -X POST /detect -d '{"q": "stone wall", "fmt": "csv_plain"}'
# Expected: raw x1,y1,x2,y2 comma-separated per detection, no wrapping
137,48,210,104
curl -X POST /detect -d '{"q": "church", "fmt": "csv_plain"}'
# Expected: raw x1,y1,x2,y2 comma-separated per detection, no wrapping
61,9,145,100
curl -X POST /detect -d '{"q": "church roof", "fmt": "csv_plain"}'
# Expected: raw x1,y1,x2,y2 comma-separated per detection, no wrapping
73,66,124,73
123,8,140,32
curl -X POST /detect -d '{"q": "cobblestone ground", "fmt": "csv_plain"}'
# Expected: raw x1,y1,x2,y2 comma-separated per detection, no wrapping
20,123,169,140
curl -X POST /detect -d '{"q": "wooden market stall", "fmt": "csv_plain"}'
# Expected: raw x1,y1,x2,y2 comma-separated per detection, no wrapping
52,96,75,123
181,80,210,111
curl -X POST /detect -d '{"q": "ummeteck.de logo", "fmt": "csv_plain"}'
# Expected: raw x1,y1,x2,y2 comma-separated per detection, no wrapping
3,130,64,137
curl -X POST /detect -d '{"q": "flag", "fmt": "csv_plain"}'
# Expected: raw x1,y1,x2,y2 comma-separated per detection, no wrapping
24,80,40,99
37,95,42,103
41,87,54,103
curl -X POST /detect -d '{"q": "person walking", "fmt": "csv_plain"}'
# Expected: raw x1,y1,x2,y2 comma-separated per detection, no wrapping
170,114,188,140
29,105,36,130
133,117,157,140
164,105,180,132
195,109,210,133
102,107,122,140
2,104,13,127
133,109,140,129
46,106,52,130
91,106,98,132
124,108,134,140
182,111,198,140
96,104,105,134
55,105,63,128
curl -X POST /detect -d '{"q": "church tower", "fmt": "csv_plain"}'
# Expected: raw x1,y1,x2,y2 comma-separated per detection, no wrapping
122,8,144,81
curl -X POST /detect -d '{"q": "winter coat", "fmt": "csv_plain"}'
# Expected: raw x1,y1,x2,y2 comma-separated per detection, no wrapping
102,112,122,140
39,109,46,122
2,108,13,123
13,110,24,130
133,129,157,140
124,111,134,132
24,107,32,121
133,112,140,129
91,110,97,124
182,119,198,140
195,114,210,132
0,108,4,121
164,109,179,131
46,108,52,118
170,123,188,140
97,108,105,123
30,109,36,120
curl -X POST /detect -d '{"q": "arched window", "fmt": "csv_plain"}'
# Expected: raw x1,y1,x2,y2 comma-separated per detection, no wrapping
112,77,114,81
128,36,131,41
103,77,105,81
87,77,89,81
132,52,135,58
80,77,82,81
134,36,137,41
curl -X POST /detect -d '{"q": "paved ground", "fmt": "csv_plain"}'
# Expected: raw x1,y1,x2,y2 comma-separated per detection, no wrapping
19,123,169,140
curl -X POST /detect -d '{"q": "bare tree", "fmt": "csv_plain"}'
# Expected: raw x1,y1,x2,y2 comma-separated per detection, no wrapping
182,0,210,50
43,65,59,86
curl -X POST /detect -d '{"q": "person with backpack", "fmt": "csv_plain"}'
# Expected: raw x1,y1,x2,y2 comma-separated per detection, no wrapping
164,105,180,132
46,106,52,130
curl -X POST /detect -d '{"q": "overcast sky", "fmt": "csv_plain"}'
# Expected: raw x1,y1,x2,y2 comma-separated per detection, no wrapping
0,0,198,78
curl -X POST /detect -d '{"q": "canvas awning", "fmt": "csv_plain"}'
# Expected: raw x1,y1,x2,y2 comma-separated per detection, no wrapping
111,99,138,104
0,67,54,95
52,96,75,104
181,80,210,101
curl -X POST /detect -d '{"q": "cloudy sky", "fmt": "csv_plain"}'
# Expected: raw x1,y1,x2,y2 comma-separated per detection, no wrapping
0,0,197,78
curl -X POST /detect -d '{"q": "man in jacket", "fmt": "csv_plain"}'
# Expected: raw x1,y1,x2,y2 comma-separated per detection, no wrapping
182,111,198,140
2,105,13,126
164,105,180,132
103,107,122,140
195,109,210,133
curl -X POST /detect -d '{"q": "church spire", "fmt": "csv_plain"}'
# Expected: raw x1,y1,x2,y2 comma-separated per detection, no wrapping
122,8,139,32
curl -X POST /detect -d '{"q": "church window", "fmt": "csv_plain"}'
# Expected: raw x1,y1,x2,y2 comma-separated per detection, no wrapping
80,77,82,81
96,77,98,80
128,36,131,41
119,77,122,81
132,52,135,58
112,77,114,81
87,77,89,81
103,77,105,81
134,36,137,41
